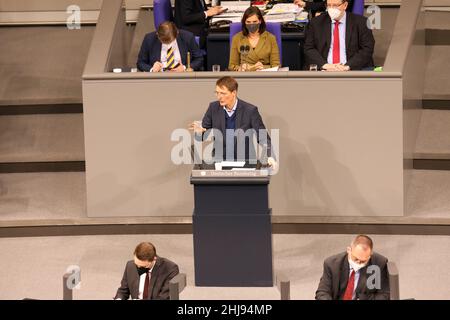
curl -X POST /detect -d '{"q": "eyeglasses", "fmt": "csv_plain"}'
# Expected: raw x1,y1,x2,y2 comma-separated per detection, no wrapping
326,1,345,9
214,91,230,97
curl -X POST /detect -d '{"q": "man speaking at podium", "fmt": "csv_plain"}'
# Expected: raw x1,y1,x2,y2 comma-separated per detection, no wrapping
189,76,277,170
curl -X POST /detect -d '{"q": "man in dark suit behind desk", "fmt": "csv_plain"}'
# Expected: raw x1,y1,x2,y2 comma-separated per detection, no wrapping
115,242,179,300
304,0,375,71
316,234,390,300
137,21,203,72
189,76,277,169
174,0,225,47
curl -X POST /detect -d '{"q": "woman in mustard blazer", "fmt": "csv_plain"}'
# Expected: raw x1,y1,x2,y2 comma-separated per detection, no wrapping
228,6,281,71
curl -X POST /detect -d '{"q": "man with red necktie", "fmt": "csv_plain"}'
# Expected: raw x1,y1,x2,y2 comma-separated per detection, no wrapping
315,235,390,300
304,0,375,71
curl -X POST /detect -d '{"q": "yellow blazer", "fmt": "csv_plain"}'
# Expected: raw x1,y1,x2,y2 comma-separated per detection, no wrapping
228,31,281,71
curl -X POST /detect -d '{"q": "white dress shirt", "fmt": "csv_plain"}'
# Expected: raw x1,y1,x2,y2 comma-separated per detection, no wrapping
138,263,155,299
349,266,361,300
327,12,347,65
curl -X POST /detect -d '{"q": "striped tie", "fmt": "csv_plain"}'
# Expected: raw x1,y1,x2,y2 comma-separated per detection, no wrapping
166,46,175,70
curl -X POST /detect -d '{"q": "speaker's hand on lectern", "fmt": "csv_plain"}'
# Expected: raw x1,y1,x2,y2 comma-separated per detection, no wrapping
189,121,206,134
267,157,279,173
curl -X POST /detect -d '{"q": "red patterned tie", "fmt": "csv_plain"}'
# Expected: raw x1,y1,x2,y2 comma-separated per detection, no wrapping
332,21,341,64
143,272,150,299
343,270,355,300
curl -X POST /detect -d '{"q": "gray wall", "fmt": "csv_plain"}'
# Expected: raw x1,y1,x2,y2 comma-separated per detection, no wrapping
83,74,404,217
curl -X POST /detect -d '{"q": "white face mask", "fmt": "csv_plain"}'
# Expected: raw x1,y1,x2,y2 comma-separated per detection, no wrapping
348,259,368,272
328,7,342,21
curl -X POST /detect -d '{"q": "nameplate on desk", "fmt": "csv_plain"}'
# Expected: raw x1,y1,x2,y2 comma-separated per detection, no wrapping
192,169,269,178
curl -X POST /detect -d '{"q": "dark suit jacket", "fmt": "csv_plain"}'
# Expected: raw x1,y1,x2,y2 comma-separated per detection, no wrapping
304,12,375,70
201,99,272,161
115,257,179,300
315,252,390,300
174,0,207,37
137,29,203,72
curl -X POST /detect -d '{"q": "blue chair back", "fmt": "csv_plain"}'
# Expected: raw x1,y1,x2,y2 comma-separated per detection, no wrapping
229,22,282,65
352,0,365,16
153,0,173,29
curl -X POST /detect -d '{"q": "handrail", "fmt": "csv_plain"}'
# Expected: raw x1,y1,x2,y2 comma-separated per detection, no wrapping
383,0,423,72
83,0,125,75
83,70,402,80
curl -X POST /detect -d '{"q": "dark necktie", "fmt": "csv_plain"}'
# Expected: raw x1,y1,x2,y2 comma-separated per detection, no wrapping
142,271,150,299
343,270,355,300
332,21,341,64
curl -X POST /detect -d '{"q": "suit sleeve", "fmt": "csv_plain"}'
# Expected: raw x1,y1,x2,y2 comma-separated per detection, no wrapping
269,35,281,68
304,20,328,69
315,261,334,300
201,104,213,130
345,18,375,70
153,263,180,300
178,0,206,26
115,263,131,300
137,35,153,72
228,35,241,71
186,33,204,71
251,107,272,158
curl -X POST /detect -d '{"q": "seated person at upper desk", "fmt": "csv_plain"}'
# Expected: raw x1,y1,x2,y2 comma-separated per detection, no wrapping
189,76,277,169
315,234,390,300
174,0,225,47
137,21,203,72
294,0,354,15
114,242,179,300
229,6,281,71
304,0,375,71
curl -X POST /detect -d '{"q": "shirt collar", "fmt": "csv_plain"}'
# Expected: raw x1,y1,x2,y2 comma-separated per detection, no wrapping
163,39,177,49
223,98,238,113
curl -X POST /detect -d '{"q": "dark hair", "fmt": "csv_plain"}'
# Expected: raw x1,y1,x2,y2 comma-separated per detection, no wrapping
352,235,373,250
157,21,178,44
241,6,266,37
134,242,156,261
216,76,238,92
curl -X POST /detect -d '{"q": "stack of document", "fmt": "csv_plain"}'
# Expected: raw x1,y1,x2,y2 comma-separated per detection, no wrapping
211,1,250,23
265,3,302,23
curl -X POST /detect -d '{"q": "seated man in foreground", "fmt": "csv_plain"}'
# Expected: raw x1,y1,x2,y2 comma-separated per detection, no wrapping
115,242,179,300
137,21,203,72
315,234,390,300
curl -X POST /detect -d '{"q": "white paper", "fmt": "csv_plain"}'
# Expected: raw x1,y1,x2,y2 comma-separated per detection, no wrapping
211,16,242,24
220,161,246,167
267,4,302,15
231,168,256,171
264,13,296,23
220,1,251,12
257,66,280,72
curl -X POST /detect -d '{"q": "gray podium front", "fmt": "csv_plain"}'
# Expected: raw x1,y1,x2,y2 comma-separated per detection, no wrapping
191,168,273,287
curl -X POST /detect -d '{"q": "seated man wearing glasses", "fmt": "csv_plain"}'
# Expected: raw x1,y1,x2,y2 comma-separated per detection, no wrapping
304,0,375,71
